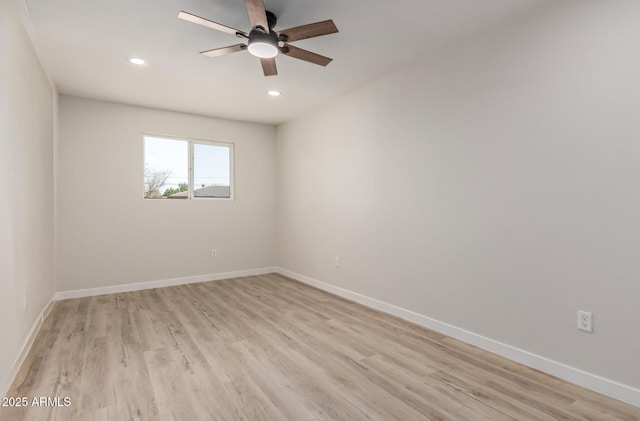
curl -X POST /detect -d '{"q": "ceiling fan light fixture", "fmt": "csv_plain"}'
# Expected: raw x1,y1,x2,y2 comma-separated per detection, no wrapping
247,29,279,58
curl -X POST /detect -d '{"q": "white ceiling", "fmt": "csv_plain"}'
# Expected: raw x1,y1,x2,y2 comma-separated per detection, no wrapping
23,0,544,124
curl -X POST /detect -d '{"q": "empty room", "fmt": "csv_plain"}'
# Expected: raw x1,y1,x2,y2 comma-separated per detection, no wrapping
1,0,639,419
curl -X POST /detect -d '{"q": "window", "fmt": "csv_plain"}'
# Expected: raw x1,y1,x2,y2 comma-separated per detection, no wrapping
143,135,233,200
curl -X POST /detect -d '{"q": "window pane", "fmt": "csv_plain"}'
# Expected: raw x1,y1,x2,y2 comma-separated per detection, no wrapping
144,136,188,199
193,143,231,198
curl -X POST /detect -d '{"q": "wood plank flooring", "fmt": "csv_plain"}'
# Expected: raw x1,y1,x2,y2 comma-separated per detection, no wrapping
2,273,639,420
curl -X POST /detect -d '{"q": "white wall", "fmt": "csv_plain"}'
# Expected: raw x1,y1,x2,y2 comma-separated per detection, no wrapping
277,0,640,397
57,96,277,292
0,0,56,396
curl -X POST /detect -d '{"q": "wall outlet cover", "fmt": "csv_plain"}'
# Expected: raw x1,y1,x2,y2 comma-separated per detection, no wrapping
577,310,593,333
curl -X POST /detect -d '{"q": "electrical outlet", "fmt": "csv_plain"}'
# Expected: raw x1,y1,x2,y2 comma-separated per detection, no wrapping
577,310,593,332
335,256,341,268
211,249,217,258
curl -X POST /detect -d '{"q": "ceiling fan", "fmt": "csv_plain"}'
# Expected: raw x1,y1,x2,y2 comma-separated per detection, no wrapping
178,0,338,76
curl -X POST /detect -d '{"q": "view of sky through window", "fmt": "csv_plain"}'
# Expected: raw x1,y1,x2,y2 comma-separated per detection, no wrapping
194,142,230,188
144,136,188,192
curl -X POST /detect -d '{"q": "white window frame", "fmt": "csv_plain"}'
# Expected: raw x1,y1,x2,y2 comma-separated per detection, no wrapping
143,133,235,201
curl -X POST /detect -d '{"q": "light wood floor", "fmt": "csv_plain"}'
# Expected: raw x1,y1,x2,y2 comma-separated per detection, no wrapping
2,273,639,421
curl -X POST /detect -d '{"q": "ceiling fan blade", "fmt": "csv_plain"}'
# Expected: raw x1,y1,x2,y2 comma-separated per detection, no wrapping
278,20,338,42
244,0,269,31
283,45,332,67
260,58,278,76
178,11,246,37
201,44,247,58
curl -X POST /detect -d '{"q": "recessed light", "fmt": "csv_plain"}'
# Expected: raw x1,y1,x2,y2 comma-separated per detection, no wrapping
129,57,147,66
268,90,281,97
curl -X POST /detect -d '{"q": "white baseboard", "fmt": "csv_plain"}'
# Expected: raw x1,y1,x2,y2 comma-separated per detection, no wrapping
1,298,55,399
276,267,640,408
54,267,278,300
